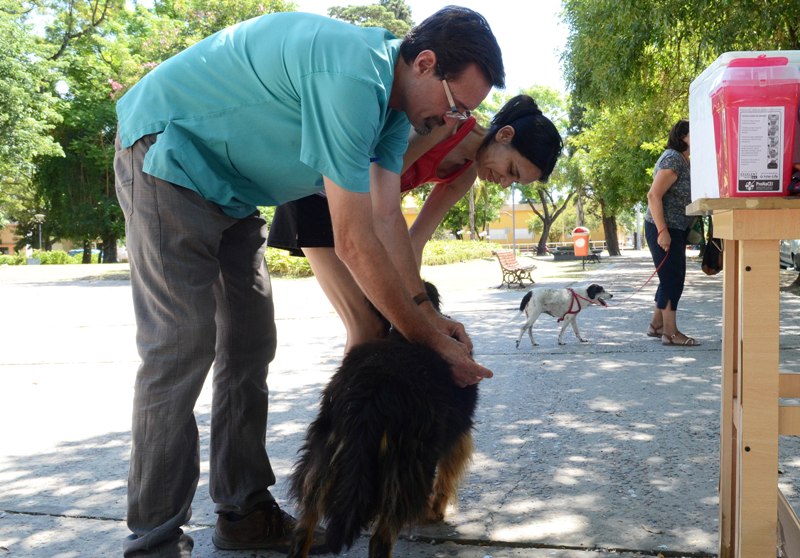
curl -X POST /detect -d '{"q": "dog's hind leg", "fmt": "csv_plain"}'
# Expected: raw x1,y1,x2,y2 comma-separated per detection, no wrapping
515,323,527,349
515,315,527,348
287,508,321,558
426,431,475,522
516,312,540,348
368,518,400,558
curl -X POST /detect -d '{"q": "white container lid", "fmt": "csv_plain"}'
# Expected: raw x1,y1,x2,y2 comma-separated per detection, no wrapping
689,51,800,200
711,55,800,94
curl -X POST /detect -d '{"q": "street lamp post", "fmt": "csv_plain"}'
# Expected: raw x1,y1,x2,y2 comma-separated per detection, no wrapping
519,196,532,251
33,213,45,251
510,185,516,254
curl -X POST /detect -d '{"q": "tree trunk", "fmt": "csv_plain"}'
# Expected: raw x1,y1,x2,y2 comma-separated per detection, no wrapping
103,235,118,263
81,239,92,264
468,185,477,238
602,215,620,256
526,188,576,255
537,223,551,255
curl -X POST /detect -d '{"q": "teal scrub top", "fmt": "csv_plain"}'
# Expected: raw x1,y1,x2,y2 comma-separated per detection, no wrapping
116,12,410,218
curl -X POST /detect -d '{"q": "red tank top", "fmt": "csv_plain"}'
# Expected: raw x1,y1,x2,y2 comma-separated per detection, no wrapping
400,116,476,193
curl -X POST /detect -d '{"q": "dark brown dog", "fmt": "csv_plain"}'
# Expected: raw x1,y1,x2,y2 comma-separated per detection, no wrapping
287,284,477,558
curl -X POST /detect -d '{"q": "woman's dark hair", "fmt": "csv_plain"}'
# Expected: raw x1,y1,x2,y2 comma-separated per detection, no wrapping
666,119,690,152
479,95,563,182
400,6,505,89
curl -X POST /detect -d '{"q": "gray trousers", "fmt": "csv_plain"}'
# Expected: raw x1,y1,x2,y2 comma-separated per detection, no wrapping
115,134,278,557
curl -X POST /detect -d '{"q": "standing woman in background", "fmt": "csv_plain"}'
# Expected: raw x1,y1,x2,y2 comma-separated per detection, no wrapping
644,119,701,346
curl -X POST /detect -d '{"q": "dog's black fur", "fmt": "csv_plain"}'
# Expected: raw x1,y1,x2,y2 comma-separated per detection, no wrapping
288,283,478,558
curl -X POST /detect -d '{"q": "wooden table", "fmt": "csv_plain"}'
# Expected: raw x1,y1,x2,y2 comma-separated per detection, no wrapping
687,197,800,558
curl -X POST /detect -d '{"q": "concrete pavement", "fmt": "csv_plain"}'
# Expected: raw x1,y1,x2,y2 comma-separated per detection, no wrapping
3,251,800,557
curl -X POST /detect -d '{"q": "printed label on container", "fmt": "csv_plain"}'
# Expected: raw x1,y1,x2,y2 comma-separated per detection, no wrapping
737,106,784,193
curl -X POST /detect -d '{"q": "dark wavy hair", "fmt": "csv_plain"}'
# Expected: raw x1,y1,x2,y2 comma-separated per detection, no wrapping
399,6,505,89
666,119,690,152
479,95,563,182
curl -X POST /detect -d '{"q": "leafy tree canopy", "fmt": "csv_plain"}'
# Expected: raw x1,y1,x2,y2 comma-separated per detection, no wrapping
561,0,800,233
0,1,63,221
328,0,412,37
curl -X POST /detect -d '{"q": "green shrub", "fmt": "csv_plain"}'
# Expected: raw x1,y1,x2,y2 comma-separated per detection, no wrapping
67,252,101,264
264,240,492,277
421,240,494,266
265,248,314,277
36,250,75,265
2,242,492,272
21,250,101,264
0,254,25,266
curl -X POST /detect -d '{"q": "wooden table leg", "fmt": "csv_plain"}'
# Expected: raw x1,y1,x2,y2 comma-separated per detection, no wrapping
735,239,780,557
688,201,800,558
720,240,739,558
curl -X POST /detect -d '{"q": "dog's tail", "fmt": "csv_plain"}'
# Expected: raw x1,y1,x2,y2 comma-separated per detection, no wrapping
320,409,385,553
321,368,440,552
289,394,382,554
519,290,533,313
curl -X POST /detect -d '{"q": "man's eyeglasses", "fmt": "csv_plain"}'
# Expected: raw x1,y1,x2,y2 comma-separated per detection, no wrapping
441,78,471,121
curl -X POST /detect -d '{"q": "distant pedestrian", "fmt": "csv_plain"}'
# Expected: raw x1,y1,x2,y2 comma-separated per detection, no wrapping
644,119,701,346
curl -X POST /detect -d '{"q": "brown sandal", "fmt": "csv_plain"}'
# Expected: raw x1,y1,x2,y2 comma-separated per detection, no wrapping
647,323,663,338
662,333,701,347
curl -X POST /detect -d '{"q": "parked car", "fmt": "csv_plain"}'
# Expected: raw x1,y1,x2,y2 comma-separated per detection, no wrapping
780,239,800,269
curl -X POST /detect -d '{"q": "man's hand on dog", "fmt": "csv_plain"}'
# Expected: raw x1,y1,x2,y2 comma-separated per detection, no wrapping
425,311,472,352
420,307,493,387
434,335,493,387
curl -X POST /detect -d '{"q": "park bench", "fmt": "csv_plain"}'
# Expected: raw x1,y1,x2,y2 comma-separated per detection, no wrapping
492,249,536,288
550,246,602,268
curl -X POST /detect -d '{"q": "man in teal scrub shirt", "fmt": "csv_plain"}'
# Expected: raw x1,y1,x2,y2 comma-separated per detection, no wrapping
114,6,504,557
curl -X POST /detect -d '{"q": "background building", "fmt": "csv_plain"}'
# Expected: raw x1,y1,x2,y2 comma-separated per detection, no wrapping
402,198,608,249
0,224,20,255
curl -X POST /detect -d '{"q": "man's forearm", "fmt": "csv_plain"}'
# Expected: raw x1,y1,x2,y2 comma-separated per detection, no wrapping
335,226,434,343
372,207,428,301
325,177,434,344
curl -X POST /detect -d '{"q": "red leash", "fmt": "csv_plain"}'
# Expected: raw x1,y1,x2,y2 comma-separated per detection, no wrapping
559,230,670,308
619,231,671,303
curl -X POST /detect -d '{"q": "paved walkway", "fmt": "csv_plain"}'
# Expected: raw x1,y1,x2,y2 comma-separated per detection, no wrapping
3,251,800,557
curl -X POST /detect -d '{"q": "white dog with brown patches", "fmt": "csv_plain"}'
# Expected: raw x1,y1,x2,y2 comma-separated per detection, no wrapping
515,284,613,347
